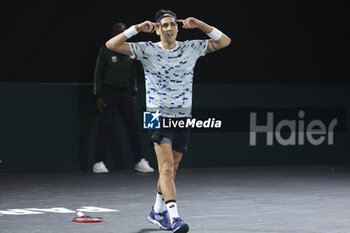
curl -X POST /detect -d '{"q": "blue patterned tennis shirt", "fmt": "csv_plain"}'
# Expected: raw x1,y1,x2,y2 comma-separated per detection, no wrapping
129,40,208,117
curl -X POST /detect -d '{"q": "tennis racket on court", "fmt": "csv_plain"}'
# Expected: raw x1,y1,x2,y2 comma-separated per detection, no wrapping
72,211,103,223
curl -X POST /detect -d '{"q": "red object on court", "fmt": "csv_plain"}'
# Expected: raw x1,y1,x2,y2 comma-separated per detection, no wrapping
73,215,103,223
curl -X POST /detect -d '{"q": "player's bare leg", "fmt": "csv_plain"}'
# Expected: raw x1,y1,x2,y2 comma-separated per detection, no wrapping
172,150,183,178
156,149,183,200
148,143,177,230
155,143,177,201
153,144,188,232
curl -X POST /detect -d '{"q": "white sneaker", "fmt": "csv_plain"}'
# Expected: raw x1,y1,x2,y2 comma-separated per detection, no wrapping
135,159,154,173
93,161,109,173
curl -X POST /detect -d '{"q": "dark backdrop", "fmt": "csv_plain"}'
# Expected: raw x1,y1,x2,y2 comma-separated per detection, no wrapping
1,0,346,84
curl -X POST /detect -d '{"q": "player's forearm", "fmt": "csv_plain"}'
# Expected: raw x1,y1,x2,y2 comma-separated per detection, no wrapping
196,20,213,34
105,33,128,53
196,20,231,49
106,24,149,56
211,31,231,49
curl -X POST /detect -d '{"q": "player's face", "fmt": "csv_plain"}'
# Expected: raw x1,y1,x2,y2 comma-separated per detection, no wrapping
157,17,178,43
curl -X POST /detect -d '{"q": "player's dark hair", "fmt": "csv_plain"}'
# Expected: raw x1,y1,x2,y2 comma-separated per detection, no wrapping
155,9,177,21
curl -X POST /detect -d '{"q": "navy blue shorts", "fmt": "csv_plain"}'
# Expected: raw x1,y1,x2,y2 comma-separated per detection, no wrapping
149,126,190,153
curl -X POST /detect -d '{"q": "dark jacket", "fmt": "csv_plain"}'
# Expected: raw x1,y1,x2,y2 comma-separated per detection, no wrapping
93,46,138,97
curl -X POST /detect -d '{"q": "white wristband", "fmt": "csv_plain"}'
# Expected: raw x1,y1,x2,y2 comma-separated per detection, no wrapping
124,25,139,39
207,27,223,41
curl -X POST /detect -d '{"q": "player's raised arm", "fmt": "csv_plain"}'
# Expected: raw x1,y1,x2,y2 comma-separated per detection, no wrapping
176,17,231,53
105,21,158,56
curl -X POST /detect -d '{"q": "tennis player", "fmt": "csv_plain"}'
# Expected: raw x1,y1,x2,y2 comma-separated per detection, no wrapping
106,9,231,233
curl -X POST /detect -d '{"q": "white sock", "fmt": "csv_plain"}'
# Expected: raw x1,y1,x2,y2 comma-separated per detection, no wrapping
166,201,179,223
154,192,166,213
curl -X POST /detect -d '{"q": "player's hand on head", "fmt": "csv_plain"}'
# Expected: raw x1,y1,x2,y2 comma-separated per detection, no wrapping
137,20,159,33
176,17,201,29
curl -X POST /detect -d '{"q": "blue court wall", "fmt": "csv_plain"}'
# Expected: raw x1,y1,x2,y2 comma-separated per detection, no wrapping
0,83,349,172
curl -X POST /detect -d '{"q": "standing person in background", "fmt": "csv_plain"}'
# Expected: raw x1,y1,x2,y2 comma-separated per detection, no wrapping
93,23,154,174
